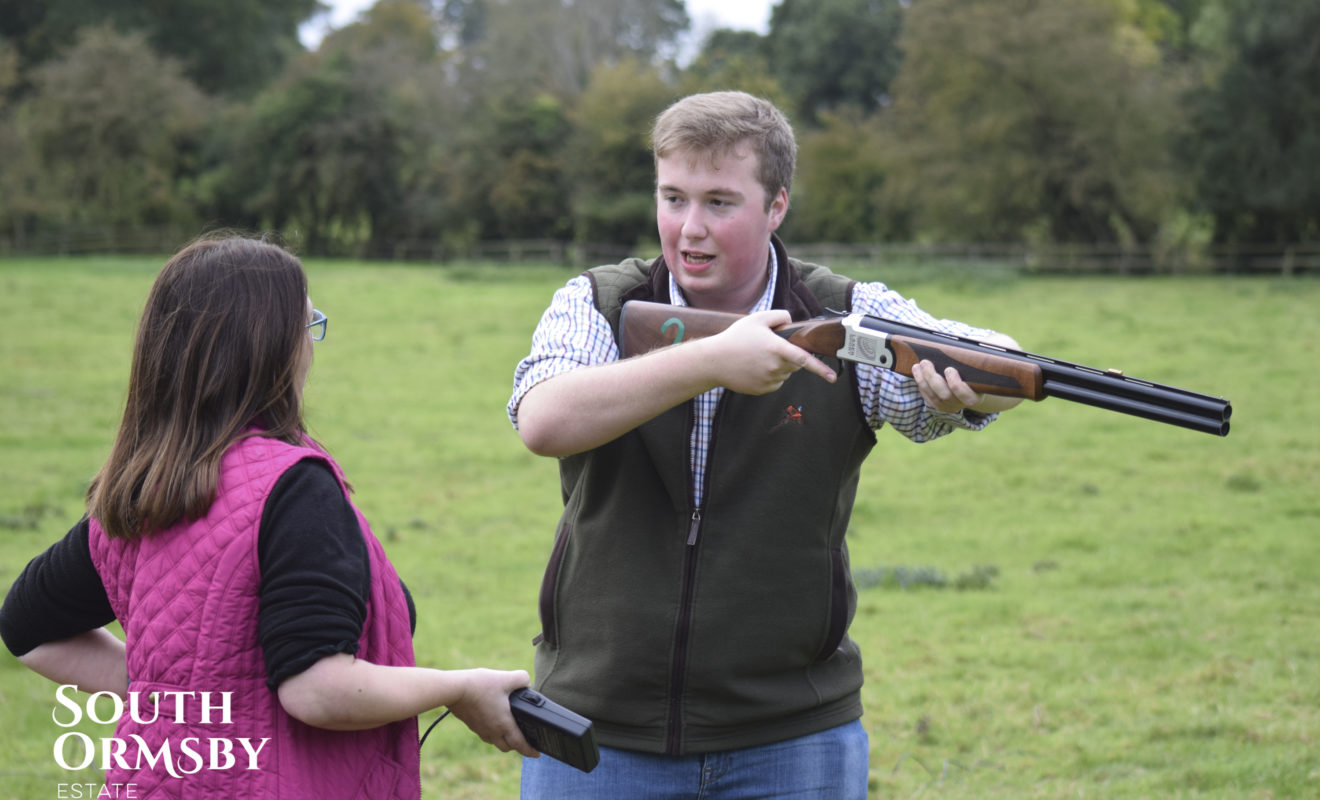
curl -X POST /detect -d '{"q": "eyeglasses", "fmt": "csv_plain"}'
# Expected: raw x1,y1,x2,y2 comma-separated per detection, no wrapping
307,309,327,341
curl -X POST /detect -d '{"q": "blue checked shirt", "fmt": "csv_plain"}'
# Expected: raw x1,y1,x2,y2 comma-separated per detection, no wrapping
508,251,998,506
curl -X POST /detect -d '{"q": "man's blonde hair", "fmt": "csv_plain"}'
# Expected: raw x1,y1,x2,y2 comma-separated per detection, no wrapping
651,91,796,210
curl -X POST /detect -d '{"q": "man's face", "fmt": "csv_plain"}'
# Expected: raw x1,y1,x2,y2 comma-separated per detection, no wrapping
655,144,788,312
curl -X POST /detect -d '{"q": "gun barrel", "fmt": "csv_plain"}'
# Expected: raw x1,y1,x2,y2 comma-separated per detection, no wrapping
1044,380,1230,436
1039,358,1230,424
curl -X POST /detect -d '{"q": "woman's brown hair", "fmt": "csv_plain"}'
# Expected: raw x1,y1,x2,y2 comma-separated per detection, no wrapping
87,235,311,539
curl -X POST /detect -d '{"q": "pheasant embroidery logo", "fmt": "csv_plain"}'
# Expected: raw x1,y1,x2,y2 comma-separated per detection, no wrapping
770,404,805,432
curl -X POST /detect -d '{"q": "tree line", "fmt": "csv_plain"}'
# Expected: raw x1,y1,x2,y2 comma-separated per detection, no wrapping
0,0,1316,259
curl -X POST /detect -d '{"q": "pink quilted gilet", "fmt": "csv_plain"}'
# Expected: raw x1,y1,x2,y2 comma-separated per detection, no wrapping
89,434,421,798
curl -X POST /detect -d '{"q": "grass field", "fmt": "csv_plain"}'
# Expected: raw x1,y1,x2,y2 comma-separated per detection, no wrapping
1,255,1316,799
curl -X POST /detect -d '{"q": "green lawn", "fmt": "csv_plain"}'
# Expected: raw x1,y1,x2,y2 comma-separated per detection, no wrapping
1,256,1315,798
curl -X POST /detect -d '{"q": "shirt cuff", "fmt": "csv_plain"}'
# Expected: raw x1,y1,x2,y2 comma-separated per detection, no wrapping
926,407,998,431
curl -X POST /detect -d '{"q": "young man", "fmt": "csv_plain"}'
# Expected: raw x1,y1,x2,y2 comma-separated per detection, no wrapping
508,91,1021,798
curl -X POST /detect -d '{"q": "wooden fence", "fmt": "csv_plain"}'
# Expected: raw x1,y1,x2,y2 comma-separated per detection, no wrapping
789,241,1320,276
1,226,1315,276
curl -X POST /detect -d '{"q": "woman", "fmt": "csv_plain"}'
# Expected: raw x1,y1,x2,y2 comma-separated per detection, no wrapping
0,235,534,798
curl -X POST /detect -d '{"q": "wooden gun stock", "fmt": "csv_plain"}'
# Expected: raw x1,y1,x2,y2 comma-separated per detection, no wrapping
618,300,1232,436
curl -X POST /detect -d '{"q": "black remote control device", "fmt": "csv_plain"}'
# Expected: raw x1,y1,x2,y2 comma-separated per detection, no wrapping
509,688,600,773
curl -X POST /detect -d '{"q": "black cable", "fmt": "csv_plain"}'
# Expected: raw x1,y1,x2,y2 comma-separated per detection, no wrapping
419,709,452,750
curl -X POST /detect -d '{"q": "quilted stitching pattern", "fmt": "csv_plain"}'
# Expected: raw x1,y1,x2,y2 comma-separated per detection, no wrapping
89,435,420,798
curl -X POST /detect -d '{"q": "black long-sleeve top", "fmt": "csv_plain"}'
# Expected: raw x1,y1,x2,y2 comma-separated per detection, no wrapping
0,460,414,689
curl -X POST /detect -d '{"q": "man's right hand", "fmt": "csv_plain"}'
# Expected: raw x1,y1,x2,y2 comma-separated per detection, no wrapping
516,309,836,458
701,310,837,396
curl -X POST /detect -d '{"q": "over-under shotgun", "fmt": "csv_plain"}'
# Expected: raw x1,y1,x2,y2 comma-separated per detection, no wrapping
618,300,1231,436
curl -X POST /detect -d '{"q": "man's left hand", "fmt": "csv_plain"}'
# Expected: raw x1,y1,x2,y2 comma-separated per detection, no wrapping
912,359,984,414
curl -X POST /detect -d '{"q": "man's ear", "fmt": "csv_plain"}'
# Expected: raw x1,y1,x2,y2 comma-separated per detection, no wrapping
768,187,789,231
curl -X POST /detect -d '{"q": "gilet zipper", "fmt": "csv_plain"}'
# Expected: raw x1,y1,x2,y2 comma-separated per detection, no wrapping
664,393,724,754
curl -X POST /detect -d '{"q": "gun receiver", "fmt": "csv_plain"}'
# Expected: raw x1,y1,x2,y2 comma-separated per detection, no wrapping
618,300,1231,437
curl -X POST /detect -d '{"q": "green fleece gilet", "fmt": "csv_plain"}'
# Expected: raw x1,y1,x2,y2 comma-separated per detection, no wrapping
532,238,876,754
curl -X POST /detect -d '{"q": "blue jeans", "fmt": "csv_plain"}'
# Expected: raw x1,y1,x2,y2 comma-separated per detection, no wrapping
520,720,868,799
